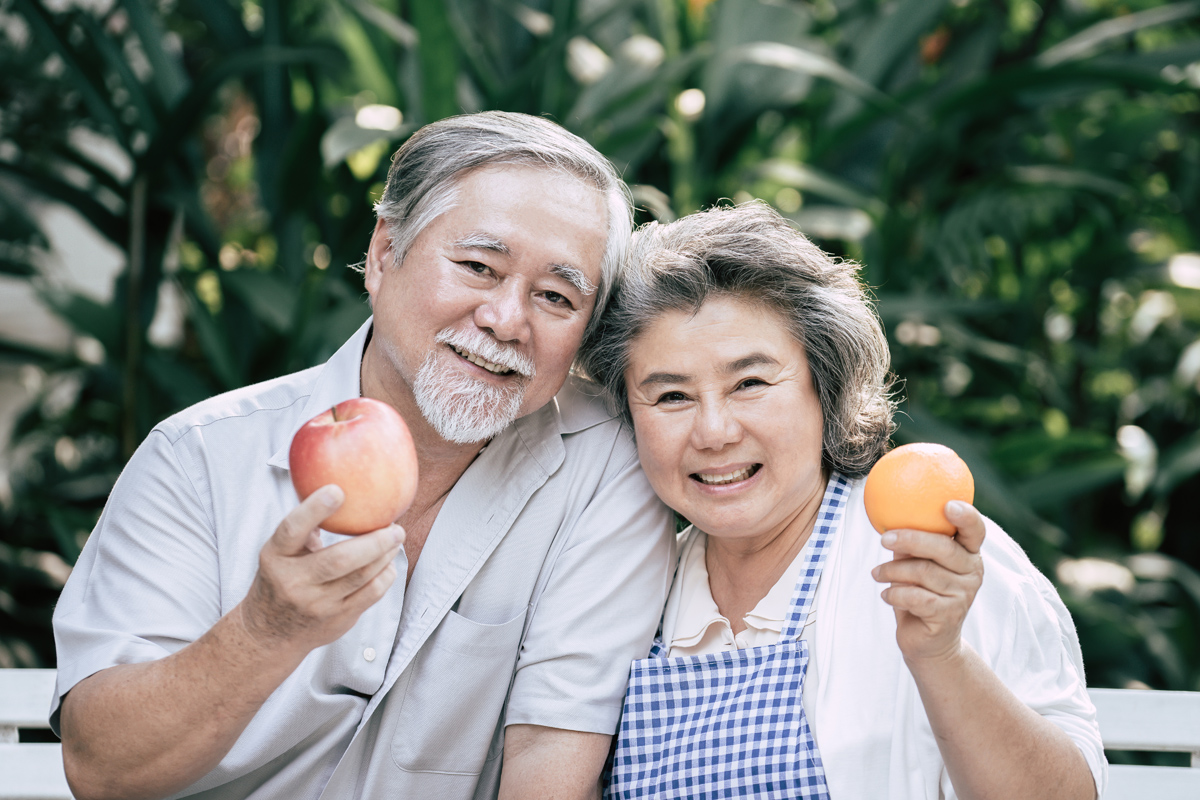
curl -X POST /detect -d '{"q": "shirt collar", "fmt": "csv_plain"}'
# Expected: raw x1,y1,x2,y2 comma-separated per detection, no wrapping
667,530,729,649
265,318,612,470
667,528,817,649
266,317,372,470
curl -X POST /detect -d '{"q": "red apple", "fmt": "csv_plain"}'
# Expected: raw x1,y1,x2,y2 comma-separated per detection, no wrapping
289,397,418,535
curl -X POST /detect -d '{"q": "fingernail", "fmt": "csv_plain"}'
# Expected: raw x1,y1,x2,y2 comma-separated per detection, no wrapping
870,565,880,580
319,485,344,505
391,526,405,546
946,500,966,515
881,532,897,548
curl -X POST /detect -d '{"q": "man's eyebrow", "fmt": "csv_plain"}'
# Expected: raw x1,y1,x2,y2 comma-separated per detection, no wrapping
724,353,779,373
550,263,598,297
638,371,690,389
452,232,510,255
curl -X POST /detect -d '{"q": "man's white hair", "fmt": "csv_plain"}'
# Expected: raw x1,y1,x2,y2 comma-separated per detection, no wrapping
369,111,632,335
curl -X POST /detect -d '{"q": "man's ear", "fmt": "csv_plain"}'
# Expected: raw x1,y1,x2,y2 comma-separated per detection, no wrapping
363,217,394,299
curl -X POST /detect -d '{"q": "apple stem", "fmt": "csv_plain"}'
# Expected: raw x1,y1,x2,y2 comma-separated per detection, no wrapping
330,406,338,422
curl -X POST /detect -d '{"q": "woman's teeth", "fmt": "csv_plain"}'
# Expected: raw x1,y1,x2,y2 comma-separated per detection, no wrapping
451,344,513,375
696,465,756,485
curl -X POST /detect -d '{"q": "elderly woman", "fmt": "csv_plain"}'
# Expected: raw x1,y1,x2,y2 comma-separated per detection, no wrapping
581,203,1106,800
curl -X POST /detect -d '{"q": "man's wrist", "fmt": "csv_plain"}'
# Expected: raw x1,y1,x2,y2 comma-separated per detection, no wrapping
229,598,313,667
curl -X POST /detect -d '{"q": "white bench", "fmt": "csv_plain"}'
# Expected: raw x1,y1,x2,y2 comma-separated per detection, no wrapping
0,669,70,800
1,670,1197,799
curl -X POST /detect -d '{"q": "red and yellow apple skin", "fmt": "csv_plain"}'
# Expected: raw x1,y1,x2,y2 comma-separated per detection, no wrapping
288,397,419,535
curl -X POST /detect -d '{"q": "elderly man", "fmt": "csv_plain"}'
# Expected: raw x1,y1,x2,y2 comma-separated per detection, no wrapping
51,112,675,800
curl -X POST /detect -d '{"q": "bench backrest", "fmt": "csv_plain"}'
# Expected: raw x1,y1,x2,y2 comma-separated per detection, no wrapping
0,668,72,800
1089,687,1200,800
0,670,1197,800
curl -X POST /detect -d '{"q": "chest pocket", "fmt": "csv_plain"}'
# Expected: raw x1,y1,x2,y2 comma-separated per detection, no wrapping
391,606,528,775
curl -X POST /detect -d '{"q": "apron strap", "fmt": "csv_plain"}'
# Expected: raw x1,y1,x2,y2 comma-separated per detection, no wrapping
781,472,851,641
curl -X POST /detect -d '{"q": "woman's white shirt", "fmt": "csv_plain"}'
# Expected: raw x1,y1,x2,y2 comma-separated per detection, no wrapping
660,477,1107,800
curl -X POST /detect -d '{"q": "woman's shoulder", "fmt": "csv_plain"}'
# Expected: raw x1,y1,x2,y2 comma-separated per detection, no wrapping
976,516,1063,607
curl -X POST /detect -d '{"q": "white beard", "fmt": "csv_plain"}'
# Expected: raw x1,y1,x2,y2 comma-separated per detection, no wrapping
410,330,534,444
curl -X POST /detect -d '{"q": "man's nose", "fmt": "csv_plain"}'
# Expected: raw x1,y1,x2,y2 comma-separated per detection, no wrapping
690,398,742,451
473,281,531,343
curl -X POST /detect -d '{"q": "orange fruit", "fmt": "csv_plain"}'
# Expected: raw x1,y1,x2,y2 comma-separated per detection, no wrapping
863,442,974,535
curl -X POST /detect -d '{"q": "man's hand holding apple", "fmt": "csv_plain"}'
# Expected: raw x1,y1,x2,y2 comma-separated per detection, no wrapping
237,486,405,656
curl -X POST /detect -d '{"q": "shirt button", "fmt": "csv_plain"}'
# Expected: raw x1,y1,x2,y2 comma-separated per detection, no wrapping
363,647,376,662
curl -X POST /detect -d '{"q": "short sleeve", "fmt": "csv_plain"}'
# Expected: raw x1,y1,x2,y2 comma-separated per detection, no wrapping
979,537,1108,799
50,428,222,733
504,450,676,734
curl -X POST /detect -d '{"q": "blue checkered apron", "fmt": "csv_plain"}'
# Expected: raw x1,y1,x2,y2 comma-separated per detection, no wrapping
607,473,850,799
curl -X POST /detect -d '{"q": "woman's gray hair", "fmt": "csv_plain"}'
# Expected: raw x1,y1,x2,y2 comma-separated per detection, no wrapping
579,202,896,477
371,111,632,329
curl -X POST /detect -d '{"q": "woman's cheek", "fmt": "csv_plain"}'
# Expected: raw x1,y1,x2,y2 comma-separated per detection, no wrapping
634,412,685,503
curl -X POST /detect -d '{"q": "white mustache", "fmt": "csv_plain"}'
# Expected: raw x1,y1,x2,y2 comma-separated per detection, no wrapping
436,328,535,378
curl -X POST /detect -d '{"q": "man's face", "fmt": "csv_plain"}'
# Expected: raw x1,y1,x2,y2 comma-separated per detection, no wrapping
364,164,609,444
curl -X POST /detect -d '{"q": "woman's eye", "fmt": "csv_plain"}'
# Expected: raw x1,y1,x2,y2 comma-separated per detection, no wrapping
737,378,766,390
655,391,688,405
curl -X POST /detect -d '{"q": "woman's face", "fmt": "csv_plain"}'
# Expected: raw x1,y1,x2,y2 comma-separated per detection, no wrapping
625,295,826,542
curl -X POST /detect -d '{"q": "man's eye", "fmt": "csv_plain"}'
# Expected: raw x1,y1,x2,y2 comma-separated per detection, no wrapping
737,378,766,390
542,291,572,308
460,261,491,275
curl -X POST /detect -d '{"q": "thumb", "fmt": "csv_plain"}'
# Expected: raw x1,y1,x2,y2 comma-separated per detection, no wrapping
945,500,985,555
271,485,345,555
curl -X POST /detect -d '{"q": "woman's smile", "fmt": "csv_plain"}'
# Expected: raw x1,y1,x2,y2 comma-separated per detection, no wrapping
690,462,763,489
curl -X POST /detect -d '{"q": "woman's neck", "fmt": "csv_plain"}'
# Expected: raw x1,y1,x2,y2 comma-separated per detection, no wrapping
705,473,828,635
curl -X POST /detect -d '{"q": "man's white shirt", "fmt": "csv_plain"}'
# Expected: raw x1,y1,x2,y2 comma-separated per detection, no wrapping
52,318,676,799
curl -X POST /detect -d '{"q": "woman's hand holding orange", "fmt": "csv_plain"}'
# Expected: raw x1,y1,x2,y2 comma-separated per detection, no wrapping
871,501,986,665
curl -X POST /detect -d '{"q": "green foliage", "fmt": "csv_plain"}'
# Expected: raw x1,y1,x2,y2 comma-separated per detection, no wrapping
0,0,1198,696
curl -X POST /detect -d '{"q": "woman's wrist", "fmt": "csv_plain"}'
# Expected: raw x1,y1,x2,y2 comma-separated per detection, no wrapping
902,637,972,682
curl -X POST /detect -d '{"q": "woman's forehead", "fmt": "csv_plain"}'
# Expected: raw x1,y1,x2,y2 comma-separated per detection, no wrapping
626,296,805,377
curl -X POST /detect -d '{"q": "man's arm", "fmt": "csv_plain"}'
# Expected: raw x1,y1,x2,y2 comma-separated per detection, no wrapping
498,725,611,800
60,487,404,800
496,443,675,793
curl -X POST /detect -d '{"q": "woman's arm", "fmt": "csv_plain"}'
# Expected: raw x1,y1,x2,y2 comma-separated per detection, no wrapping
872,502,1097,800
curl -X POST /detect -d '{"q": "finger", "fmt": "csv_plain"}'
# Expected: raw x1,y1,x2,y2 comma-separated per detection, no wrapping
872,557,978,597
328,540,404,596
945,501,986,555
344,561,398,611
310,524,405,584
271,485,345,555
881,583,952,618
880,528,976,575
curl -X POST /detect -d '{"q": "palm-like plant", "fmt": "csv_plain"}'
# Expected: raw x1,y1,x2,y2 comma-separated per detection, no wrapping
1,0,1198,700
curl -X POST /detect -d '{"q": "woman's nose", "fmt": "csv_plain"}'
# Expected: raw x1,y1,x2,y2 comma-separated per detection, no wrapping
474,282,531,344
691,399,742,451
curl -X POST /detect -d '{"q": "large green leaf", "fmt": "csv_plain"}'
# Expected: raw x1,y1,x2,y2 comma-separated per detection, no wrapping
1037,1,1200,68
220,269,299,334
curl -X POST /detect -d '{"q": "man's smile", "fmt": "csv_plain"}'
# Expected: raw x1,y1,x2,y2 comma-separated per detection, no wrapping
448,342,516,375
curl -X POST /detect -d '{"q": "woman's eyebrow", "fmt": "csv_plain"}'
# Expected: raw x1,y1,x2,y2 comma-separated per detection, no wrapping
638,371,690,389
724,353,779,373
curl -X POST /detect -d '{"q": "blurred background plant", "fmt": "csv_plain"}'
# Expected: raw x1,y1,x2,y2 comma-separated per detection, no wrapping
0,0,1198,718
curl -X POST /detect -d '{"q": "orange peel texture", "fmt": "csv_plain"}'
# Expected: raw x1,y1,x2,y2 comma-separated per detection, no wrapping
863,442,975,535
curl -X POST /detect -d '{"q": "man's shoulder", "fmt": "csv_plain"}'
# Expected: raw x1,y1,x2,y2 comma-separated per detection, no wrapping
553,374,623,436
154,364,324,444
